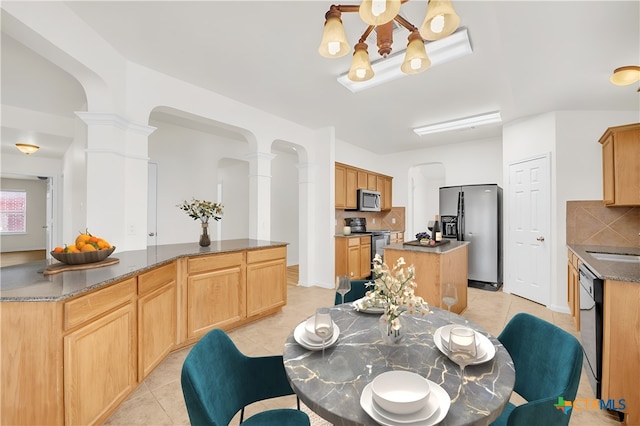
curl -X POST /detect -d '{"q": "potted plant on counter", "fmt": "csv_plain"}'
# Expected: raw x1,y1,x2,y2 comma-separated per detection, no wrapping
177,198,223,247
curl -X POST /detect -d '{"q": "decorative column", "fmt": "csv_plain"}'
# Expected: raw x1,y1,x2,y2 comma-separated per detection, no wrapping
75,112,156,251
245,150,276,241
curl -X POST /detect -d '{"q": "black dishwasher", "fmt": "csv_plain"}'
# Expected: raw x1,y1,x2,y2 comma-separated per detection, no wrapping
579,263,603,398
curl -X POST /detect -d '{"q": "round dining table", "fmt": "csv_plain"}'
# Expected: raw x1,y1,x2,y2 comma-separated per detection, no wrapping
283,304,515,426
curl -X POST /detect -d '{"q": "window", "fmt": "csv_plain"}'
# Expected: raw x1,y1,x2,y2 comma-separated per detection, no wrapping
0,190,27,234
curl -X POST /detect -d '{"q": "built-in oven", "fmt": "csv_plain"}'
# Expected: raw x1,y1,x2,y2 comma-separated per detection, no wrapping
371,230,390,262
579,263,603,398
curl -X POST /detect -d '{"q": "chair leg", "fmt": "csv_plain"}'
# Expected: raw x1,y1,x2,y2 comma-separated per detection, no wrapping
297,396,301,411
240,407,245,423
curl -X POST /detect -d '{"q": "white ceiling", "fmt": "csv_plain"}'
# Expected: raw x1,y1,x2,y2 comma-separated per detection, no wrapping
2,1,639,159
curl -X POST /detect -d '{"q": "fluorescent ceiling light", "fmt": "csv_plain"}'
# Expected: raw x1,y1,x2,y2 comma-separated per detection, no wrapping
338,27,472,93
413,111,502,136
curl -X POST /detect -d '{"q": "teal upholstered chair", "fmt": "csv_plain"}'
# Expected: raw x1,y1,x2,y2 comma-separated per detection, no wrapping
181,329,310,426
334,279,372,305
491,313,583,426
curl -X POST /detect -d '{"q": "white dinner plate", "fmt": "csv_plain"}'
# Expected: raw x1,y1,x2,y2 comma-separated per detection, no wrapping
352,297,386,314
433,325,496,365
294,320,340,351
361,380,450,426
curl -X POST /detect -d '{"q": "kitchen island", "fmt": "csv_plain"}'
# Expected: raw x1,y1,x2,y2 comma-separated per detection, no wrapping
1,240,287,426
384,240,469,313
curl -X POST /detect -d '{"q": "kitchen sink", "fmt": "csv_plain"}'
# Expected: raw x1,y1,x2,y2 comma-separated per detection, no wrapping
587,251,640,263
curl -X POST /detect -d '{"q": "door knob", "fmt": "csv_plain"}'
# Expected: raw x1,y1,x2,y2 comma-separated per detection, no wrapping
148,232,155,237
537,236,545,242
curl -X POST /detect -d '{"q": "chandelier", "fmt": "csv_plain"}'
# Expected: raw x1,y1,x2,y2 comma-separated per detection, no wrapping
318,0,461,82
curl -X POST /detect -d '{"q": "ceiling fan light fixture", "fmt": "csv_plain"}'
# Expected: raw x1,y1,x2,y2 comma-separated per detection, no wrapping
610,66,640,86
401,31,430,75
413,111,502,136
15,143,40,155
359,0,402,26
348,42,375,81
420,0,460,41
318,7,351,58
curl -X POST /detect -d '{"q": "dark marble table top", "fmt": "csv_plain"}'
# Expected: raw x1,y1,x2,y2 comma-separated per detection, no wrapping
284,305,515,426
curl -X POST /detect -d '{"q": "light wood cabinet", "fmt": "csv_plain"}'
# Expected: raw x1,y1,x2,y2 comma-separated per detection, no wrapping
187,252,245,338
335,235,372,279
246,247,287,318
1,245,288,426
567,249,580,331
335,162,393,210
598,123,640,206
602,279,640,424
137,262,177,380
384,245,469,313
63,278,137,425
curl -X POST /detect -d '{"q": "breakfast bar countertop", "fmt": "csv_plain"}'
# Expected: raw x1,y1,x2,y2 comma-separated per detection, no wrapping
567,244,640,283
0,239,288,302
385,240,470,254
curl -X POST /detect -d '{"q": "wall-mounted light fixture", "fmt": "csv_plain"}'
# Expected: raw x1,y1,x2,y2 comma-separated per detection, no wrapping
15,143,40,155
610,66,640,91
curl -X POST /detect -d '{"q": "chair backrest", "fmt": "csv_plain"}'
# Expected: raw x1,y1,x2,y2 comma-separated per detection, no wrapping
334,279,372,305
181,329,294,426
498,313,583,425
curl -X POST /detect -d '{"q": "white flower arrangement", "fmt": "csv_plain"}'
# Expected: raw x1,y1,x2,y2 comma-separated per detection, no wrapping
354,254,430,337
177,198,223,223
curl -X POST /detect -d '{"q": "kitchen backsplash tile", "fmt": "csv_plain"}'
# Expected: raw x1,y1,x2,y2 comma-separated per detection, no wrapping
335,207,405,234
566,201,639,247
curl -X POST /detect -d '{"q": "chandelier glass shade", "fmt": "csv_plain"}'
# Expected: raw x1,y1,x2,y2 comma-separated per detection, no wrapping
15,143,40,155
359,0,402,26
318,0,461,82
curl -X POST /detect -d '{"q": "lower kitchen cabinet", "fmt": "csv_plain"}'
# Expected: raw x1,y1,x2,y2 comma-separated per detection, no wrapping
335,235,372,279
64,302,137,425
187,252,245,338
246,247,287,317
0,244,288,425
602,279,640,424
63,278,137,425
138,263,177,380
567,249,580,331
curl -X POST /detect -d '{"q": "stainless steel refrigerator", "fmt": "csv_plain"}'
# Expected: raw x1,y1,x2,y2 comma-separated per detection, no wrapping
439,184,503,290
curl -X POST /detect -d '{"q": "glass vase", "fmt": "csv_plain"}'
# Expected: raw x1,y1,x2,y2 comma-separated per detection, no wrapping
379,314,403,344
199,222,211,247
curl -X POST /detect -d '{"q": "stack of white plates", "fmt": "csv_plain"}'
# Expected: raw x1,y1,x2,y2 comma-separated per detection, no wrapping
293,317,340,351
433,324,496,364
360,371,450,425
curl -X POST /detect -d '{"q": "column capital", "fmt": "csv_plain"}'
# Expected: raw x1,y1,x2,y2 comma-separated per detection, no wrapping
75,112,157,136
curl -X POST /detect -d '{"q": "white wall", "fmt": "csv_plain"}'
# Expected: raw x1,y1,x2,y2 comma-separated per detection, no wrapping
0,178,47,251
271,147,300,266
503,110,638,312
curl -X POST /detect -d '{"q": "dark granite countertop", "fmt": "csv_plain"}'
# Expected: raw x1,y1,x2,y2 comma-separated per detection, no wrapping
0,240,287,302
567,244,640,283
385,240,470,254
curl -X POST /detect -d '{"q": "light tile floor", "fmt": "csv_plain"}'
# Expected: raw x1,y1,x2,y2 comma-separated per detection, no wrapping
106,283,622,425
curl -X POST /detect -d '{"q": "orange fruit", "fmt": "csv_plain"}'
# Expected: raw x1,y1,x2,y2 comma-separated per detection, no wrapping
80,243,97,252
97,239,110,249
89,236,99,243
53,246,64,253
75,232,91,246
66,244,79,253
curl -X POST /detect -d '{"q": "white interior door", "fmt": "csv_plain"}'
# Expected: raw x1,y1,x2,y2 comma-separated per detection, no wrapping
45,177,53,257
507,155,550,305
147,163,158,246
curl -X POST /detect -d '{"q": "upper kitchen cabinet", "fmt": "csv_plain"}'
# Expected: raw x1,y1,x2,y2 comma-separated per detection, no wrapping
335,162,393,210
599,123,640,206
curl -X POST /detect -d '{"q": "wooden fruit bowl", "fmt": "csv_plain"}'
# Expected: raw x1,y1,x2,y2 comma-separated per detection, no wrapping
51,246,116,265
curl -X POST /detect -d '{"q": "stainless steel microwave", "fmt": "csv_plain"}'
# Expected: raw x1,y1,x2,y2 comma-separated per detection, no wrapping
357,189,381,212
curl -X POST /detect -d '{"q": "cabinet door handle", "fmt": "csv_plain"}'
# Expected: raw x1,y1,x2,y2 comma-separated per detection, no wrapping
537,236,545,242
